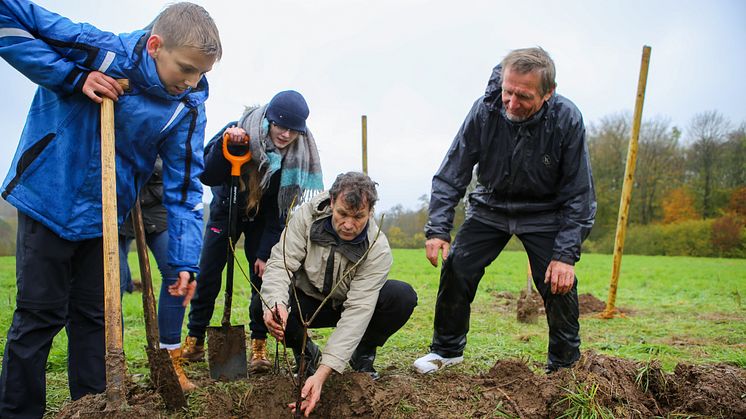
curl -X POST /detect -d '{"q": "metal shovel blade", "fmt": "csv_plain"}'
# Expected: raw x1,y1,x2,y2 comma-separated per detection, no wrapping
207,324,247,380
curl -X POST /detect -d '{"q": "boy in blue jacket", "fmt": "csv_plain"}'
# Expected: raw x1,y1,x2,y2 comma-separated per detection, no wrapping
0,1,221,417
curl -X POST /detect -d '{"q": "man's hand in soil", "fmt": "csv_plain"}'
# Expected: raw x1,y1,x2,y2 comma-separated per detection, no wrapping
168,271,197,307
264,304,288,340
425,237,450,267
82,71,124,103
544,260,575,295
289,365,332,417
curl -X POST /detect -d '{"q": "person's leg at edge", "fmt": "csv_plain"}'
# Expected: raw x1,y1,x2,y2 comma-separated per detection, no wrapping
351,279,418,377
519,230,581,371
67,235,106,399
1,212,78,418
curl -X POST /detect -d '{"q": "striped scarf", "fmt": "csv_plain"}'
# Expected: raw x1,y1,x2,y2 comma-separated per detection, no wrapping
238,105,324,215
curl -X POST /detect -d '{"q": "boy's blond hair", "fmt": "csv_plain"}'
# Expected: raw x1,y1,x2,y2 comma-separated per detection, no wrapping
151,2,222,60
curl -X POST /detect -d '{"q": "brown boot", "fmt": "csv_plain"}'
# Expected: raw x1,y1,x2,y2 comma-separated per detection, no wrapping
249,338,272,374
168,348,197,392
180,335,205,362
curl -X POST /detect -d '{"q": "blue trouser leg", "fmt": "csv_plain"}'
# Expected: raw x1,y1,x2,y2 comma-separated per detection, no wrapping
140,230,186,346
0,213,105,419
118,235,133,296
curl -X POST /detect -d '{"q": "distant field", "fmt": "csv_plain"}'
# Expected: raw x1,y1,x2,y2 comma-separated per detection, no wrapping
0,250,744,416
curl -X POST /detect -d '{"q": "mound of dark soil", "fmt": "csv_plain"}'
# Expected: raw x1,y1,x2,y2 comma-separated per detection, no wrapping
56,351,745,418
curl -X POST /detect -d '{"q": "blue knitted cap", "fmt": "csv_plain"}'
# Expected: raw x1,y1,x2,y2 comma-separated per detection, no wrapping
266,90,309,133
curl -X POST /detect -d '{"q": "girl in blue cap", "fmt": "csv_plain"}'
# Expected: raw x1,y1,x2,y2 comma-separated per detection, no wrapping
182,91,324,374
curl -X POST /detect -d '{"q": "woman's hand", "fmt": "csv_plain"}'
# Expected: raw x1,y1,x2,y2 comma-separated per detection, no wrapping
223,126,249,145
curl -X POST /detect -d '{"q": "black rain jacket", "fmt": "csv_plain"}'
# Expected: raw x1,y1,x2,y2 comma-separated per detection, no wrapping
426,65,596,264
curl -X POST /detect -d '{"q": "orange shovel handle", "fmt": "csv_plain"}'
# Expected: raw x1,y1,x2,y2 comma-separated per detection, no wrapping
222,132,252,176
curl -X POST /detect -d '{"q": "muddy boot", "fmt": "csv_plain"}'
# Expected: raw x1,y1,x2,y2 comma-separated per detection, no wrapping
168,348,197,392
349,344,380,380
293,339,321,377
249,338,272,374
180,335,205,362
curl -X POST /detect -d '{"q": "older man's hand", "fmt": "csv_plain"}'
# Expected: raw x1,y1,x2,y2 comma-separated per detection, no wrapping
425,238,450,267
544,260,575,295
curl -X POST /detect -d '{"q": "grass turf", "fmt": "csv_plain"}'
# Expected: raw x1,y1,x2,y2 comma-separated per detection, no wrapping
0,250,743,416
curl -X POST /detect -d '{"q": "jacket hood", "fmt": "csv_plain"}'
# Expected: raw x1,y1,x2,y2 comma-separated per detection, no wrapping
310,190,333,217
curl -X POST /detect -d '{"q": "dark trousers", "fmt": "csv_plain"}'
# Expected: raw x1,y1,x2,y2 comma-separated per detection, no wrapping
187,216,268,340
431,216,581,370
284,280,418,352
0,213,106,419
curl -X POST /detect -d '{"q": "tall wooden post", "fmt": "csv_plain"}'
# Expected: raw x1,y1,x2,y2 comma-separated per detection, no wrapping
601,46,651,319
361,115,368,175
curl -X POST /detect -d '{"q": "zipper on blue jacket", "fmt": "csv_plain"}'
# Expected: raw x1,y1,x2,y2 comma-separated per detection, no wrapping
180,108,198,203
2,133,56,199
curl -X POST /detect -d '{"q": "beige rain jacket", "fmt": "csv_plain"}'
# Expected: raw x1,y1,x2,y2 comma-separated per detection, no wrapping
261,191,393,373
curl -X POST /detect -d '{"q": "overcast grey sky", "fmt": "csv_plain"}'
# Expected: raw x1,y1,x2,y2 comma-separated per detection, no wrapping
1,0,744,212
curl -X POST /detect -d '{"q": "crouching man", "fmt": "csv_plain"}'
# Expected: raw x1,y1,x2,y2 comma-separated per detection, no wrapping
262,171,418,416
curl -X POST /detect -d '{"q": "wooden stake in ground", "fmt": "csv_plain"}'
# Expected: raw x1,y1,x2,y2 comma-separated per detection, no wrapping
100,79,130,410
361,115,368,175
601,46,651,319
132,199,187,409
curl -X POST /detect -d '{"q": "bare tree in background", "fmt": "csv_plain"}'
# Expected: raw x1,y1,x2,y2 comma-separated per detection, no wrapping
587,113,630,235
687,111,730,218
635,117,683,224
721,122,746,189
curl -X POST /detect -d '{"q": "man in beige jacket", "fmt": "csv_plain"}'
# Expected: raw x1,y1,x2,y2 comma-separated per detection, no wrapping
262,172,417,417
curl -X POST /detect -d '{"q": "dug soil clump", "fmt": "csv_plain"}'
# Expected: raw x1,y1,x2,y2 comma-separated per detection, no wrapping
55,351,745,418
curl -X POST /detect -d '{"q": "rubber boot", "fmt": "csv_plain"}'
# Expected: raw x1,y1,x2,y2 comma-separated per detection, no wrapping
249,338,272,374
168,347,197,392
349,344,380,380
180,335,205,362
293,339,321,377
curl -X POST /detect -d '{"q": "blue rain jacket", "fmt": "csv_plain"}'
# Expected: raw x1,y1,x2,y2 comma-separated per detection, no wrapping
0,0,206,272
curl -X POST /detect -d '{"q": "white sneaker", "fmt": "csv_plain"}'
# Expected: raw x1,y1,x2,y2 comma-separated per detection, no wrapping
412,352,463,374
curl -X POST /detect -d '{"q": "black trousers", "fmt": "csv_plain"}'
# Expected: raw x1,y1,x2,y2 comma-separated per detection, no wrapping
0,212,106,419
284,280,418,353
431,216,581,370
188,215,269,340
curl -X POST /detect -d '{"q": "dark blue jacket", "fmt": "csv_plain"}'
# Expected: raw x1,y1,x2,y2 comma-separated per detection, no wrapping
0,0,207,273
201,123,284,261
426,65,596,264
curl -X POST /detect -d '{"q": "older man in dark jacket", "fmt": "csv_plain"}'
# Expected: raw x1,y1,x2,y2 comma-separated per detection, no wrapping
414,47,596,374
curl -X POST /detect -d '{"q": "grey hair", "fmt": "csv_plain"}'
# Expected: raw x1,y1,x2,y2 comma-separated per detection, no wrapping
500,47,556,96
329,172,378,210
150,2,222,60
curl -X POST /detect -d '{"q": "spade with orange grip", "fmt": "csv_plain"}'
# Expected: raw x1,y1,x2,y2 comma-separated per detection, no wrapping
206,131,252,380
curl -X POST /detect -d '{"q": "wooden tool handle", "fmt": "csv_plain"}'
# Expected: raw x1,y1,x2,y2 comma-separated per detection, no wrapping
101,79,129,409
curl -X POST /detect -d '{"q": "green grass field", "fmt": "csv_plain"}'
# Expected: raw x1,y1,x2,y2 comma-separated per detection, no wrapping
0,250,744,415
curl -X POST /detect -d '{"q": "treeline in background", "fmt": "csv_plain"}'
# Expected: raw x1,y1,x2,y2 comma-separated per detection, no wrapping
381,110,746,258
0,110,743,258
